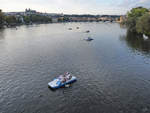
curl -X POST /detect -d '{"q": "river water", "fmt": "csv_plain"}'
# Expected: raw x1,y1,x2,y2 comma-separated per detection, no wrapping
0,22,150,113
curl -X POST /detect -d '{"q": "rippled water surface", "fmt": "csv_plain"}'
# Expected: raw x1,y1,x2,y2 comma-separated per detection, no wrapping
0,23,150,113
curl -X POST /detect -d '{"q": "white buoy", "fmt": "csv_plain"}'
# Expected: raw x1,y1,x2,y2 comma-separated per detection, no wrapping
143,34,148,40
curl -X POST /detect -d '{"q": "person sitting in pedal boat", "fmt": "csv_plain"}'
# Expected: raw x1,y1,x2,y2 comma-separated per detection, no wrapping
59,75,66,83
66,72,72,80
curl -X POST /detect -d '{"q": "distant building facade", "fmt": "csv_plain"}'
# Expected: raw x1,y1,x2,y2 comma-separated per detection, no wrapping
3,9,121,23
25,8,37,15
51,17,58,23
4,9,63,17
69,17,98,22
119,15,126,23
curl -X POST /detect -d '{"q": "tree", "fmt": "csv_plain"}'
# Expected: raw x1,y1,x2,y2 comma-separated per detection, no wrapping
0,9,4,28
127,7,149,18
23,15,52,24
125,7,149,32
63,17,69,22
23,16,30,24
125,17,137,32
5,16,17,25
136,13,150,37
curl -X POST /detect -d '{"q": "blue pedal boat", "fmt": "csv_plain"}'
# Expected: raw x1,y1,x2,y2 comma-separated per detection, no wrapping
48,75,77,89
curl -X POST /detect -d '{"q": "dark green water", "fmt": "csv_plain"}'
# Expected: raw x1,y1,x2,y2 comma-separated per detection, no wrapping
0,22,150,113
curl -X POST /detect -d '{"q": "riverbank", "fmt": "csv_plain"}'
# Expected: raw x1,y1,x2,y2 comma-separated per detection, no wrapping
1,20,120,29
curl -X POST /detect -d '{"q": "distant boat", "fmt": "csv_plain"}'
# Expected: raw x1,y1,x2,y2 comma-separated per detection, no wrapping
76,27,79,29
84,37,94,41
85,30,90,33
68,28,72,30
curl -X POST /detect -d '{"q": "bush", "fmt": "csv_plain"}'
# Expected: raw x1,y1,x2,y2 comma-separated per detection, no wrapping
136,13,150,37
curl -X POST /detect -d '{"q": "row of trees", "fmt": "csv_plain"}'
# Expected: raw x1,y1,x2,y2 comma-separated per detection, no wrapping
123,7,150,37
0,10,4,28
23,15,52,24
0,9,53,28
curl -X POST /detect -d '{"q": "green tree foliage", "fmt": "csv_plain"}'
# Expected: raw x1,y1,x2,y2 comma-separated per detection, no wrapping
126,7,149,32
0,9,4,28
23,16,30,24
136,13,150,37
63,17,69,22
127,7,149,18
30,15,51,23
4,15,23,26
23,15,52,24
125,17,137,32
5,16,17,25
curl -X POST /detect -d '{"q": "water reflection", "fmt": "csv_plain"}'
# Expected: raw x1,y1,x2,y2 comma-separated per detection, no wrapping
120,30,150,54
0,29,5,40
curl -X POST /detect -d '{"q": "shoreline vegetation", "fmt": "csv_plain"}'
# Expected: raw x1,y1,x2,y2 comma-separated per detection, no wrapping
0,9,52,28
120,7,150,38
0,9,121,29
0,7,150,39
